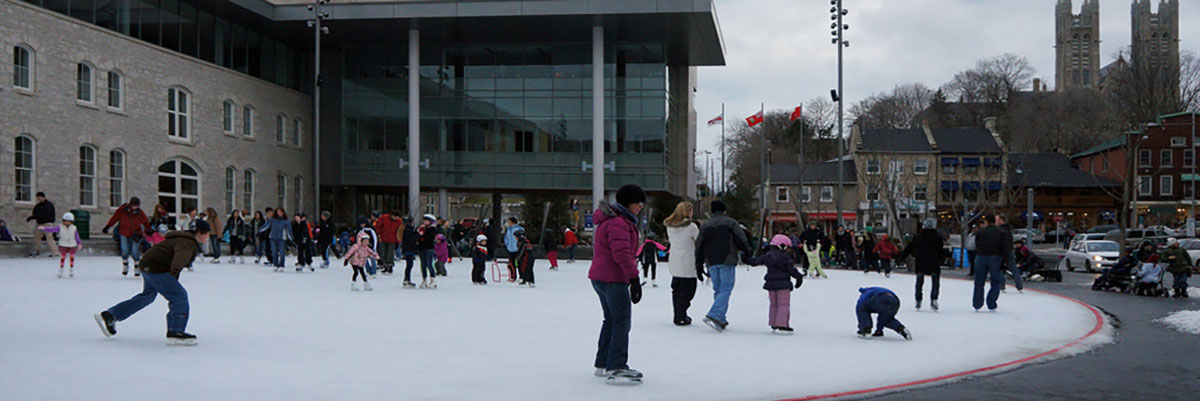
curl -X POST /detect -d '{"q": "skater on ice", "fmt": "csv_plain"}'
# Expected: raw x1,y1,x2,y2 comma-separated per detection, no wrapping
742,234,804,335
38,212,81,278
637,233,666,287
855,286,912,340
804,243,827,279
512,229,536,287
972,214,1011,312
542,228,559,271
664,201,699,327
101,196,150,274
873,234,898,278
26,192,59,258
589,184,647,385
222,209,250,264
315,211,337,268
261,208,293,271
471,234,490,285
434,233,451,277
696,199,751,333
94,220,211,346
343,232,379,291
504,217,525,282
355,216,380,277
898,218,944,311
416,214,439,288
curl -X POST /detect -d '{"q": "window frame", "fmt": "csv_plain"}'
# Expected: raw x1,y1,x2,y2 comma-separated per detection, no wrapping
294,176,303,211
865,159,881,175
1161,175,1173,196
889,160,905,175
13,45,34,91
1171,137,1186,147
106,70,123,110
242,105,255,138
277,173,287,210
801,186,812,203
243,169,255,212
942,164,957,175
14,135,36,203
1138,176,1152,196
820,186,834,203
913,159,929,175
167,87,192,141
1184,149,1194,168
225,166,237,213
109,149,125,208
775,186,789,203
157,159,202,217
223,100,236,135
275,114,286,144
1161,149,1173,168
1139,149,1152,168
76,62,94,103
291,117,302,147
79,145,97,207
914,184,928,201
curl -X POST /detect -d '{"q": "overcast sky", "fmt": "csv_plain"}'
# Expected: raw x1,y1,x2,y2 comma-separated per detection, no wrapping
695,0,1200,168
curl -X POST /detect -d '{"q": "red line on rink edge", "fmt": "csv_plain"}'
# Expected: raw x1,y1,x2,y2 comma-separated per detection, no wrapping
775,287,1107,401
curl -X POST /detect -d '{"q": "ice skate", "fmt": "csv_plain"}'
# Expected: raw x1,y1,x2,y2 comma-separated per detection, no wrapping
419,279,429,289
69,267,74,278
94,311,116,337
134,270,141,277
703,316,726,333
916,300,922,310
309,266,315,272
166,331,198,346
885,272,891,278
254,256,261,264
351,282,360,291
321,260,330,269
227,257,236,264
651,280,658,288
931,300,940,311
403,281,416,288
427,278,437,289
898,326,913,341
296,267,303,272
857,328,872,339
57,267,63,278
121,261,129,276
605,369,644,386
28,250,40,258
872,330,884,338
593,368,608,377
210,258,220,264
363,282,373,291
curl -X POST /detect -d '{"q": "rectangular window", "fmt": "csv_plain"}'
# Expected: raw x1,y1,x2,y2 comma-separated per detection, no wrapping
242,106,254,137
277,174,287,209
867,191,880,201
106,71,121,108
1138,176,1152,196
243,170,254,211
1171,137,1187,147
914,159,929,175
13,46,31,89
76,63,92,102
1140,150,1152,168
801,186,812,203
276,114,285,143
775,186,789,203
941,190,955,202
914,184,928,201
225,168,236,213
963,165,978,175
943,165,956,175
167,88,190,139
866,159,881,175
291,118,301,146
15,136,34,202
1186,150,1195,167
294,176,302,211
889,160,905,175
1161,149,1173,167
223,101,235,133
1161,175,1173,196
109,151,124,207
820,186,834,203
79,147,96,207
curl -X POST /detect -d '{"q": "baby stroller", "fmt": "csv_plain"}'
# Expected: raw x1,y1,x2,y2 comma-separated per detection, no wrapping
1092,255,1138,292
1131,261,1171,297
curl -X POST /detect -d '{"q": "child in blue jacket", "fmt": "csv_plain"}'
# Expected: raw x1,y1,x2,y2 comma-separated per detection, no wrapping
856,287,912,340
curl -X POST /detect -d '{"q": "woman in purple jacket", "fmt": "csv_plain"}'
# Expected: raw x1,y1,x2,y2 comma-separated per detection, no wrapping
588,184,646,386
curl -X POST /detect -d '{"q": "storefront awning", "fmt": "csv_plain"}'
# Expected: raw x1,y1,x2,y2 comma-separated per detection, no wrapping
962,158,982,167
941,157,960,166
941,181,959,191
987,181,1002,191
962,181,982,191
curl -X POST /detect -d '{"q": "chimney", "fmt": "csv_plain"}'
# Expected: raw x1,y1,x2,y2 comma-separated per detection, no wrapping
984,116,998,133
922,123,938,150
1033,78,1041,92
984,116,1007,152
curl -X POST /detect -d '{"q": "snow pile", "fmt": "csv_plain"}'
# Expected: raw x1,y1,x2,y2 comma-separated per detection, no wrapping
0,257,1104,401
1158,310,1200,335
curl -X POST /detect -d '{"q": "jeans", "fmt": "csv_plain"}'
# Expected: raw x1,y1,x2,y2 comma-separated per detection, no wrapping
379,243,397,269
256,238,270,259
208,235,221,258
768,289,791,328
1172,271,1190,290
420,249,436,279
119,235,143,263
706,265,737,322
915,271,941,301
670,277,698,324
857,292,903,332
973,255,1004,310
402,253,417,281
569,245,577,262
271,239,288,267
106,272,190,332
1007,259,1024,291
592,280,632,371
365,258,378,276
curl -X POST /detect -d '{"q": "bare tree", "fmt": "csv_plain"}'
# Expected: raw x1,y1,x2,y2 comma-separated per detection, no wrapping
849,83,935,130
805,97,837,138
1006,89,1123,153
1106,50,1200,129
943,53,1035,105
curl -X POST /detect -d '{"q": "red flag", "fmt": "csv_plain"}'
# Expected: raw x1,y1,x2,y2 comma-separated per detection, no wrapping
789,105,803,121
707,114,724,127
746,111,764,127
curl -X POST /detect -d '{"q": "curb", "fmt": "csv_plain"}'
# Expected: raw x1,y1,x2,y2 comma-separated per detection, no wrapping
774,287,1107,401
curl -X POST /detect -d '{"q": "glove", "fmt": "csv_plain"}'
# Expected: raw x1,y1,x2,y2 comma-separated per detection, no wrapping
695,264,707,283
795,276,804,289
102,226,110,234
629,278,643,305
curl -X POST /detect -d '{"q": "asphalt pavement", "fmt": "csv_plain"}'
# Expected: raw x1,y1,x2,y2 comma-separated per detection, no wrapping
862,268,1200,401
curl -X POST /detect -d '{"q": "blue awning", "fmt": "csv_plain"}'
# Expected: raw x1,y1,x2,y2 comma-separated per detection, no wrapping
1100,210,1116,220
940,181,959,191
1020,211,1044,221
963,181,982,191
941,157,960,166
983,157,1003,167
987,181,1002,191
962,158,982,167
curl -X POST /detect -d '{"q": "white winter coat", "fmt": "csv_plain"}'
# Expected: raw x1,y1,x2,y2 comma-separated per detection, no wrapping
666,220,700,278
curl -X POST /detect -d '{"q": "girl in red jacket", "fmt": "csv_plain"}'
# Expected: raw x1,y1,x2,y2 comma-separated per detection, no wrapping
873,234,900,278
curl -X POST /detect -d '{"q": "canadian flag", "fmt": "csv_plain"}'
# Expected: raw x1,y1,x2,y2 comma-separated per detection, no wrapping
789,105,803,121
707,114,724,127
746,111,764,127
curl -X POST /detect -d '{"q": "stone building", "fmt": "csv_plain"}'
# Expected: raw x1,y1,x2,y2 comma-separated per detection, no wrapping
1056,0,1101,90
767,160,858,233
1131,0,1179,73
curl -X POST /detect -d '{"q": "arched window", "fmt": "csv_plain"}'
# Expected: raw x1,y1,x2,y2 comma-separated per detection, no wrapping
291,118,302,146
14,135,35,202
243,105,255,137
79,145,97,207
109,150,125,207
275,113,286,143
158,159,200,216
277,173,287,209
225,166,237,213
223,100,236,134
243,169,255,211
294,176,303,212
107,70,123,109
13,45,33,90
77,62,94,102
168,87,191,139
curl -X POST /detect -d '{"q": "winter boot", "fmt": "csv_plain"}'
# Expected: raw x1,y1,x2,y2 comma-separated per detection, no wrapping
94,311,117,337
605,369,644,386
1183,289,1191,298
351,282,360,291
931,300,940,311
166,331,198,346
363,282,373,291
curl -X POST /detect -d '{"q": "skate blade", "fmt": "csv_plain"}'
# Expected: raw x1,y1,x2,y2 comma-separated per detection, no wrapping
166,338,198,346
604,377,643,386
771,331,794,336
93,314,113,338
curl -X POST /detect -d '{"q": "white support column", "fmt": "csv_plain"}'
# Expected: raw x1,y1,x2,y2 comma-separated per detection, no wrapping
438,188,449,219
408,28,421,219
592,25,605,206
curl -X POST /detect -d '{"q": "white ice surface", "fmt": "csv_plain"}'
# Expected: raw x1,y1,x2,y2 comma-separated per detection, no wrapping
1159,310,1200,335
0,257,1103,401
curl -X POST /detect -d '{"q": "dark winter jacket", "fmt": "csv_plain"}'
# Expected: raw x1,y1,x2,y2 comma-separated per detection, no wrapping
103,204,151,238
835,231,852,250
150,213,176,232
974,225,1012,266
223,218,251,241
542,232,559,253
27,200,56,224
899,229,944,275
638,240,666,264
695,211,751,268
417,226,437,252
1161,246,1193,274
860,237,878,260
291,220,312,244
799,228,824,247
401,226,419,254
744,248,804,291
316,219,335,243
472,245,491,265
251,218,268,240
138,231,202,275
857,287,898,307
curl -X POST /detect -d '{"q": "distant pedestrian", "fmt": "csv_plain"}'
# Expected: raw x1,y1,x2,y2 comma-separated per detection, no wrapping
564,227,580,263
101,196,151,275
1162,238,1193,298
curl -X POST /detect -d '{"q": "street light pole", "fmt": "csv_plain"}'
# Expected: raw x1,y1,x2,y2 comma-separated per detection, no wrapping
1192,112,1196,238
308,0,330,216
831,1,849,228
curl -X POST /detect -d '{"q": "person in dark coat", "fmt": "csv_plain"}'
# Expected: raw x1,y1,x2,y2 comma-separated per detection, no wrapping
743,234,804,334
315,211,337,268
26,192,59,257
972,215,1012,311
899,219,945,311
856,287,912,340
543,228,560,271
859,232,878,272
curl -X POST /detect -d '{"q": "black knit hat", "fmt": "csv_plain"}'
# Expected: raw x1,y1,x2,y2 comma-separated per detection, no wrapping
615,184,646,207
193,220,212,234
711,200,728,213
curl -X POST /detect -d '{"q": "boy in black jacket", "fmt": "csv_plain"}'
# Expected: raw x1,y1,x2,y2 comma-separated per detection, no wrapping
513,230,536,287
472,234,490,285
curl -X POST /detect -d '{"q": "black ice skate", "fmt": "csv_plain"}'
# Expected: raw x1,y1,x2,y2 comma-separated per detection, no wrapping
898,326,913,341
166,331,198,346
856,328,872,339
703,316,727,333
605,369,643,386
94,311,117,337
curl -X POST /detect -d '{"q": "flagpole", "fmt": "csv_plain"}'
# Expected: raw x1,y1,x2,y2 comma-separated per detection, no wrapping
760,102,768,241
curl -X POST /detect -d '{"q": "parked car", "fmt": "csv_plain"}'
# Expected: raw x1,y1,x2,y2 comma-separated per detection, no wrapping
1012,228,1045,243
1178,239,1200,263
1103,228,1172,247
1146,225,1180,238
1059,240,1121,272
1045,228,1076,244
1069,232,1107,246
1087,225,1118,234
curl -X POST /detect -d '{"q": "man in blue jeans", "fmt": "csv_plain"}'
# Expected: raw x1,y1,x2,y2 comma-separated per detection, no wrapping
972,215,1011,311
101,196,151,276
95,221,209,346
695,200,751,332
855,287,912,340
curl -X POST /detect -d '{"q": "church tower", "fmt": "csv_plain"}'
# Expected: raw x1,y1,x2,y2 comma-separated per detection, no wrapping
1131,0,1179,72
1055,0,1101,90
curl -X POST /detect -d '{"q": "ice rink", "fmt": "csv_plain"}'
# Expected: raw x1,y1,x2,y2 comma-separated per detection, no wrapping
0,256,1107,401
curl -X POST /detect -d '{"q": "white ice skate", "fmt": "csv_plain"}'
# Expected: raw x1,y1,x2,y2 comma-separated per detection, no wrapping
363,282,373,291
254,257,261,264
931,300,939,311
605,369,643,386
69,267,74,278
210,258,221,264
121,262,129,276
227,257,236,264
166,332,198,346
427,278,437,289
419,279,429,289
57,267,63,279
239,256,246,264
651,280,658,288
351,282,360,291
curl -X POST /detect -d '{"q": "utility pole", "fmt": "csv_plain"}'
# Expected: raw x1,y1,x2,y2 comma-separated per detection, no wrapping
307,0,330,216
1191,112,1197,238
831,1,849,228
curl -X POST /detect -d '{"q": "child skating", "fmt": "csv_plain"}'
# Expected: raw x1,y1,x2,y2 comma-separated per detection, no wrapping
805,244,827,279
38,213,81,278
344,233,380,291
472,234,490,285
855,286,912,340
513,230,536,287
434,234,450,277
637,234,667,287
743,235,804,334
